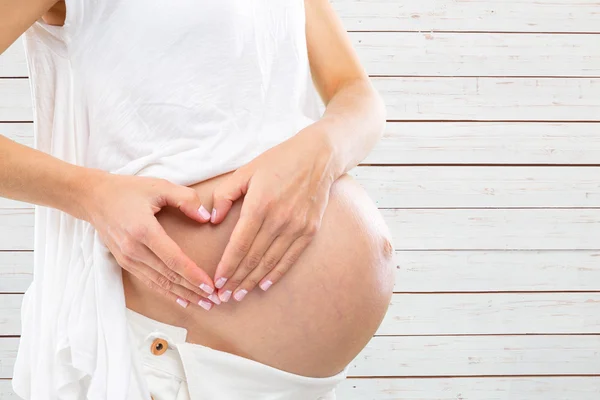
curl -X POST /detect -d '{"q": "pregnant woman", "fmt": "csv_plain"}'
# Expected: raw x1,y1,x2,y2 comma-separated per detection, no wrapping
1,0,395,399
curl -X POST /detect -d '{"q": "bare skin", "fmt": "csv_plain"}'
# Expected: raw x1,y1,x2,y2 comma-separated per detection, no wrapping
2,0,393,381
124,171,395,378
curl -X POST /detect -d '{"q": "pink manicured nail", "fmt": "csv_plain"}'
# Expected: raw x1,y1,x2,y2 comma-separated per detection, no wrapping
198,205,211,220
198,299,212,311
234,289,248,302
208,293,221,305
219,290,232,303
176,298,189,308
200,283,214,295
259,280,273,291
210,208,217,223
215,277,227,289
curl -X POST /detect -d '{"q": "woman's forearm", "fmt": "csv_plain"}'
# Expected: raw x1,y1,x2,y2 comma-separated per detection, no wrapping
0,134,100,220
303,78,386,181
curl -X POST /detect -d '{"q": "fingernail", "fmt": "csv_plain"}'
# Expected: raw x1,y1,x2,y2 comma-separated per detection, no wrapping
234,289,248,302
198,205,211,220
219,290,232,302
208,293,221,305
200,283,214,295
215,277,227,289
198,299,212,311
259,280,273,291
176,298,189,308
210,208,217,223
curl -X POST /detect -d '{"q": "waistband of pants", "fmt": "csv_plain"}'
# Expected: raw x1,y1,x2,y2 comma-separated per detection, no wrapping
125,308,348,398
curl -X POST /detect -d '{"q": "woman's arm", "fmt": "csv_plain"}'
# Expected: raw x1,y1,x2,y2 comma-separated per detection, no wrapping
208,0,386,301
0,136,93,219
0,136,221,307
0,2,219,308
303,0,387,180
0,0,59,53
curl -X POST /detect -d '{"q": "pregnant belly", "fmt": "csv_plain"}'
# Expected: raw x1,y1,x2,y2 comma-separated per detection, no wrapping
123,171,395,377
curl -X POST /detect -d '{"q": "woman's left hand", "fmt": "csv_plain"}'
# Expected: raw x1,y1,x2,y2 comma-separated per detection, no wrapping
208,128,337,303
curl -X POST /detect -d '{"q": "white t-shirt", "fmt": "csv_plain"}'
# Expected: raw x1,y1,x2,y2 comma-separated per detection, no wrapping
13,1,324,398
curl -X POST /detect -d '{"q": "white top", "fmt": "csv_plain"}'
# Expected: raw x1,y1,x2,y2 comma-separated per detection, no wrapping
13,1,324,398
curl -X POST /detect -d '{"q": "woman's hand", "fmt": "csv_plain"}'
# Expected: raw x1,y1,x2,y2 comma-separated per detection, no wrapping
208,128,336,302
81,171,219,310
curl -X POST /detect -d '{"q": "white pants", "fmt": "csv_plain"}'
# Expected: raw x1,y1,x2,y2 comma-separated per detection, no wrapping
125,309,348,400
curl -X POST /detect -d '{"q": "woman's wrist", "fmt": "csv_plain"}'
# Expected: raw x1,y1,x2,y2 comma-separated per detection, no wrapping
295,120,345,186
306,79,386,180
60,166,110,223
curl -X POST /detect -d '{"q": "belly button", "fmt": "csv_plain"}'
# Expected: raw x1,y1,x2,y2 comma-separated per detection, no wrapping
382,236,394,258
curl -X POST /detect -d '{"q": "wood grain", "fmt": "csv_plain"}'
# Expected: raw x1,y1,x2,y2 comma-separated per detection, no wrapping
393,250,600,292
351,32,600,77
338,377,600,400
331,0,600,33
0,253,32,293
378,293,600,335
0,339,18,380
364,122,600,165
0,381,20,400
0,39,27,78
350,166,600,208
382,209,600,250
373,77,600,121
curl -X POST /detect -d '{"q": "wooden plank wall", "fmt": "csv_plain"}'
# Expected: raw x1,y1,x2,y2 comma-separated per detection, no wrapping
1,1,600,398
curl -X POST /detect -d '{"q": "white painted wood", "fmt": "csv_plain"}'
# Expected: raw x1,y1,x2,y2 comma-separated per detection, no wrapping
378,293,600,335
338,377,600,400
1,123,33,147
7,33,600,78
0,200,29,209
351,335,600,376
0,381,20,400
351,32,600,77
4,250,600,294
394,250,600,292
0,80,31,121
364,122,600,165
0,339,18,380
4,78,600,122
0,39,27,78
0,253,32,293
2,293,600,336
0,296,23,336
349,166,600,208
373,77,600,121
7,121,600,165
5,209,600,251
382,209,600,250
0,210,33,250
331,0,600,33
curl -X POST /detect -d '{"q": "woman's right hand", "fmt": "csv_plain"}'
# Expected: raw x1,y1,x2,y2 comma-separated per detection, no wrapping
80,170,219,310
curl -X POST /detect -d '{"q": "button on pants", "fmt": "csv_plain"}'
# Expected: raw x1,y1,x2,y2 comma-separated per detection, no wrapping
126,309,348,400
